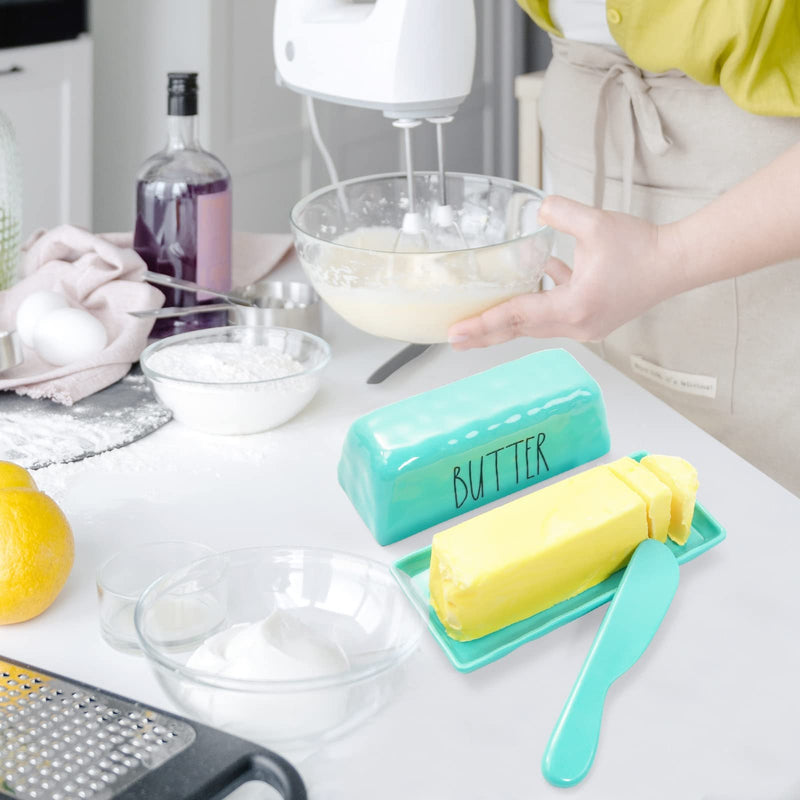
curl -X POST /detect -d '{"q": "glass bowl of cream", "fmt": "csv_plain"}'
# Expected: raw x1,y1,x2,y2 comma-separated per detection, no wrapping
139,326,330,435
291,172,554,343
134,546,423,753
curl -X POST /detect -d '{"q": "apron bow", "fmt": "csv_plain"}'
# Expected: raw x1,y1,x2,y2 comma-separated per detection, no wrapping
593,62,673,212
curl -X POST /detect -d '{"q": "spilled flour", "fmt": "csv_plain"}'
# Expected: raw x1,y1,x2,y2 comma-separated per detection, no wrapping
0,370,171,470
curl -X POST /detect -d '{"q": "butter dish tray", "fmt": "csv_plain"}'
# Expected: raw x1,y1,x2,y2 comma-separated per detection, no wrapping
392,451,726,673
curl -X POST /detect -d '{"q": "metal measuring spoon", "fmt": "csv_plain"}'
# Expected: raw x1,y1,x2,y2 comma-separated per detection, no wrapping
0,330,23,373
144,271,256,307
130,281,323,337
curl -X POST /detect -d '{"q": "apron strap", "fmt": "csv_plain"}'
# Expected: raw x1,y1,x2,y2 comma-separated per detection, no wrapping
593,63,673,212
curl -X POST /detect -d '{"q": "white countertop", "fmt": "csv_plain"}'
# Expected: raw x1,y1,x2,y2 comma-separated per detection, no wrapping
6,273,800,800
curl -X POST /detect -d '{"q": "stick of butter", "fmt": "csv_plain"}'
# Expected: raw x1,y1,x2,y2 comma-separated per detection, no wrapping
608,457,671,542
430,455,697,641
640,455,698,545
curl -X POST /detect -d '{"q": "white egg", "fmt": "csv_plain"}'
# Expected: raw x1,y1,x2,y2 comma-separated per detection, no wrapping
15,290,69,347
33,307,108,366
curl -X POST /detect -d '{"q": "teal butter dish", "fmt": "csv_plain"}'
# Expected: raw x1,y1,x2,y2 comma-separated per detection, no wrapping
338,348,611,545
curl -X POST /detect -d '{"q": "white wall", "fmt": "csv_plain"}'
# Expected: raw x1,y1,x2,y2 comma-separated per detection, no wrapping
205,0,306,234
90,0,215,233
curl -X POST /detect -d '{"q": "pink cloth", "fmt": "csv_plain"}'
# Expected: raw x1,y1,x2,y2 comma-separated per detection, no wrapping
0,226,164,405
0,226,294,406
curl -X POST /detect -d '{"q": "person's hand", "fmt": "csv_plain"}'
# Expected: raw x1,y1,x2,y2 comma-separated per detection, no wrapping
447,196,687,349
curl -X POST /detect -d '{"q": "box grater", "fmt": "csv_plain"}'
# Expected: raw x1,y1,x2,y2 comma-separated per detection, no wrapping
0,656,306,800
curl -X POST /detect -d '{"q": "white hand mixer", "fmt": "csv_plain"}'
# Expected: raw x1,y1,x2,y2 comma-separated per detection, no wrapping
273,0,477,251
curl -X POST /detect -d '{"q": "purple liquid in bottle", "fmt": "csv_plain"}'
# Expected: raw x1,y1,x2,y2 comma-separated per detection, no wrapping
134,72,233,338
134,177,231,338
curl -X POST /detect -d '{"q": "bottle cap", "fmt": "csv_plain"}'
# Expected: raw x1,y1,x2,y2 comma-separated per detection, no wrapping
167,72,198,116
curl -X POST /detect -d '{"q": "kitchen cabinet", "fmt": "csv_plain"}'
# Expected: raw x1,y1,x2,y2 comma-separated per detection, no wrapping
0,36,92,235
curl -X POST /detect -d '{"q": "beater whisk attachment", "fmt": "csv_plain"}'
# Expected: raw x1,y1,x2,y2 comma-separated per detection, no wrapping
428,116,469,250
392,119,428,252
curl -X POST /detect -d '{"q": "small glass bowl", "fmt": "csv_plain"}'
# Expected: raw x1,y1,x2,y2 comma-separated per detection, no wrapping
134,547,423,752
140,326,331,435
96,540,217,654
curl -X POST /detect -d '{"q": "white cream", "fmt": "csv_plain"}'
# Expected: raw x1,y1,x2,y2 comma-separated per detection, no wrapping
319,283,522,343
301,225,544,343
181,611,351,744
186,612,349,680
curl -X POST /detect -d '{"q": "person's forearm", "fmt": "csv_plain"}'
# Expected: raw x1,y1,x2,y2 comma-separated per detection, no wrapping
448,141,800,349
665,142,800,292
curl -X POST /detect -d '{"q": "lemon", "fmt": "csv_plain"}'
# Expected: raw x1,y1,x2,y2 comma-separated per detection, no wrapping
0,460,37,491
0,470,74,624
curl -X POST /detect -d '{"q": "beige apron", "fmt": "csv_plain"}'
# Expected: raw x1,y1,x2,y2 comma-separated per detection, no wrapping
538,37,800,496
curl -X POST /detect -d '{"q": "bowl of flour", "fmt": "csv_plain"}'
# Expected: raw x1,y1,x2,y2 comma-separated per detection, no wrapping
140,326,330,435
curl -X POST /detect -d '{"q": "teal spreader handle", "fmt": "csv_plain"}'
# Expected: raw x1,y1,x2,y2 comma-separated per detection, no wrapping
541,539,680,787
542,673,608,787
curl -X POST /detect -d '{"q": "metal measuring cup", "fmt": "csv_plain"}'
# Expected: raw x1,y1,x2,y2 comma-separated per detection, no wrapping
229,280,322,335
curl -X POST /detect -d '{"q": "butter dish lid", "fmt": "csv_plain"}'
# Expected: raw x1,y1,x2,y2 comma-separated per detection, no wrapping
345,348,604,467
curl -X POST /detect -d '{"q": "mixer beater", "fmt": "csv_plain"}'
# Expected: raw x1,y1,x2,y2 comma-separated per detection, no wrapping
391,116,470,253
429,116,470,248
392,119,426,252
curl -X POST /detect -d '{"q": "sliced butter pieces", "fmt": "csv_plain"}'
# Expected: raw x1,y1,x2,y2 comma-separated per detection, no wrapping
429,454,698,642
608,457,671,542
430,466,649,642
640,454,698,545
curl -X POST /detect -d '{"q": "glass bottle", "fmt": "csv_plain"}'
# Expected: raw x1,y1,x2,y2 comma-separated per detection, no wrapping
134,72,232,337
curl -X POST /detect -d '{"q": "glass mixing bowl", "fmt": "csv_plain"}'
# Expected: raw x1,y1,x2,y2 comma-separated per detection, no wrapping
134,547,423,753
291,171,554,343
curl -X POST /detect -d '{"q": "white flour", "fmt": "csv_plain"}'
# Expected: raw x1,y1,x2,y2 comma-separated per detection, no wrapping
32,423,274,507
146,342,321,435
0,370,171,470
146,342,304,383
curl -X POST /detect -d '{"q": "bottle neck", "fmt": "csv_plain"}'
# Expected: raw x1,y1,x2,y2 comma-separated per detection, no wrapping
166,115,200,151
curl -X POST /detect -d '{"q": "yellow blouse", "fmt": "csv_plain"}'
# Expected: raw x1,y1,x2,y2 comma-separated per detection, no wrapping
517,0,800,116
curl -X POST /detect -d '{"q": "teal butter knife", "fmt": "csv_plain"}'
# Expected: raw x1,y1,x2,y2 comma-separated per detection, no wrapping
541,538,680,787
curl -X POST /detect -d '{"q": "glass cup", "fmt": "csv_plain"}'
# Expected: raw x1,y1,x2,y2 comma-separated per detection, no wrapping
97,541,217,654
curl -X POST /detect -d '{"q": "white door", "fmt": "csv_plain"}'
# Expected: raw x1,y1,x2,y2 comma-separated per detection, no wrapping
0,36,92,236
